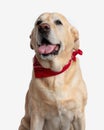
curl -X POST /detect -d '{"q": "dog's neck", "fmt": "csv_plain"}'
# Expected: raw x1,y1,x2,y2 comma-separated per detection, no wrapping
33,49,83,78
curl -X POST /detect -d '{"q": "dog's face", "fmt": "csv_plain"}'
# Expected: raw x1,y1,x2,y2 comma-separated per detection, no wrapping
30,12,79,71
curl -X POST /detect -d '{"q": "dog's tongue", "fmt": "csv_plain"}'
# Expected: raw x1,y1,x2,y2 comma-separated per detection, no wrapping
38,44,56,54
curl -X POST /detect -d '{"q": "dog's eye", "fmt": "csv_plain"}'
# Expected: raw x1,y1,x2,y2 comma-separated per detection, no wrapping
55,20,63,25
36,20,42,25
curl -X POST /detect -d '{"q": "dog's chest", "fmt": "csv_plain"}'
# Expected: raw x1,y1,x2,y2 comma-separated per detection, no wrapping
43,75,74,129
34,75,76,129
35,73,71,101
54,75,67,99
35,73,76,113
44,101,74,130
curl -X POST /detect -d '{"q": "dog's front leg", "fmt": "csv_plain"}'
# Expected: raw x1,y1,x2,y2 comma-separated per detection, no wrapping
30,113,44,130
72,114,85,130
19,115,30,130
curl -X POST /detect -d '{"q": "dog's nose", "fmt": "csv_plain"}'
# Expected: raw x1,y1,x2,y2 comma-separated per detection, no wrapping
38,23,50,34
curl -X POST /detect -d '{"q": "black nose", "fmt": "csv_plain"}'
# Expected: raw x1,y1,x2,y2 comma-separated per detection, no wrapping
38,23,50,34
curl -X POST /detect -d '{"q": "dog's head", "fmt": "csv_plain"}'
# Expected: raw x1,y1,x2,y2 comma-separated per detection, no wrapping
30,12,79,71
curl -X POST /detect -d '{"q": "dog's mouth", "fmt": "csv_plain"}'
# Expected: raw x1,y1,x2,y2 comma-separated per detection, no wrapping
37,38,61,57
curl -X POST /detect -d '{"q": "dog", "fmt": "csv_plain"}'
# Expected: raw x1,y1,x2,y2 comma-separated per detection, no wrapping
19,12,87,130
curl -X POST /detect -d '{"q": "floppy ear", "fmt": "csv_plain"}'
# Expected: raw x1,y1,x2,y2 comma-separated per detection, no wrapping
71,26,79,50
30,29,35,50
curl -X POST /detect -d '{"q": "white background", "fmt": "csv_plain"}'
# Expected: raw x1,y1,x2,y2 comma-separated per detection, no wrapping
0,0,104,130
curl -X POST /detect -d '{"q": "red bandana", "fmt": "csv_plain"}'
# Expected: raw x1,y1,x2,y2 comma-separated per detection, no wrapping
33,49,83,78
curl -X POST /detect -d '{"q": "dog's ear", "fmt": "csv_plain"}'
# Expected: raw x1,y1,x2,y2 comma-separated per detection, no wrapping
71,26,79,50
30,29,35,50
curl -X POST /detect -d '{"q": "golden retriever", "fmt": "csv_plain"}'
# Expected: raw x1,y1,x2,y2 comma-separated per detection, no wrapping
19,12,87,130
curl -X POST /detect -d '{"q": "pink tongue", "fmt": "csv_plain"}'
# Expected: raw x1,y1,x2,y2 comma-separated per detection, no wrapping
38,44,56,54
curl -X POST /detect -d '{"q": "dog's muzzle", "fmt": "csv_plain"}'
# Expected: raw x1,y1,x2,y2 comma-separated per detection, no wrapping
37,23,61,57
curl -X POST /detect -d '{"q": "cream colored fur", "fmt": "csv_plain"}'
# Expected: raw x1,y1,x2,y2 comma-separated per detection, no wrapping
19,12,87,130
